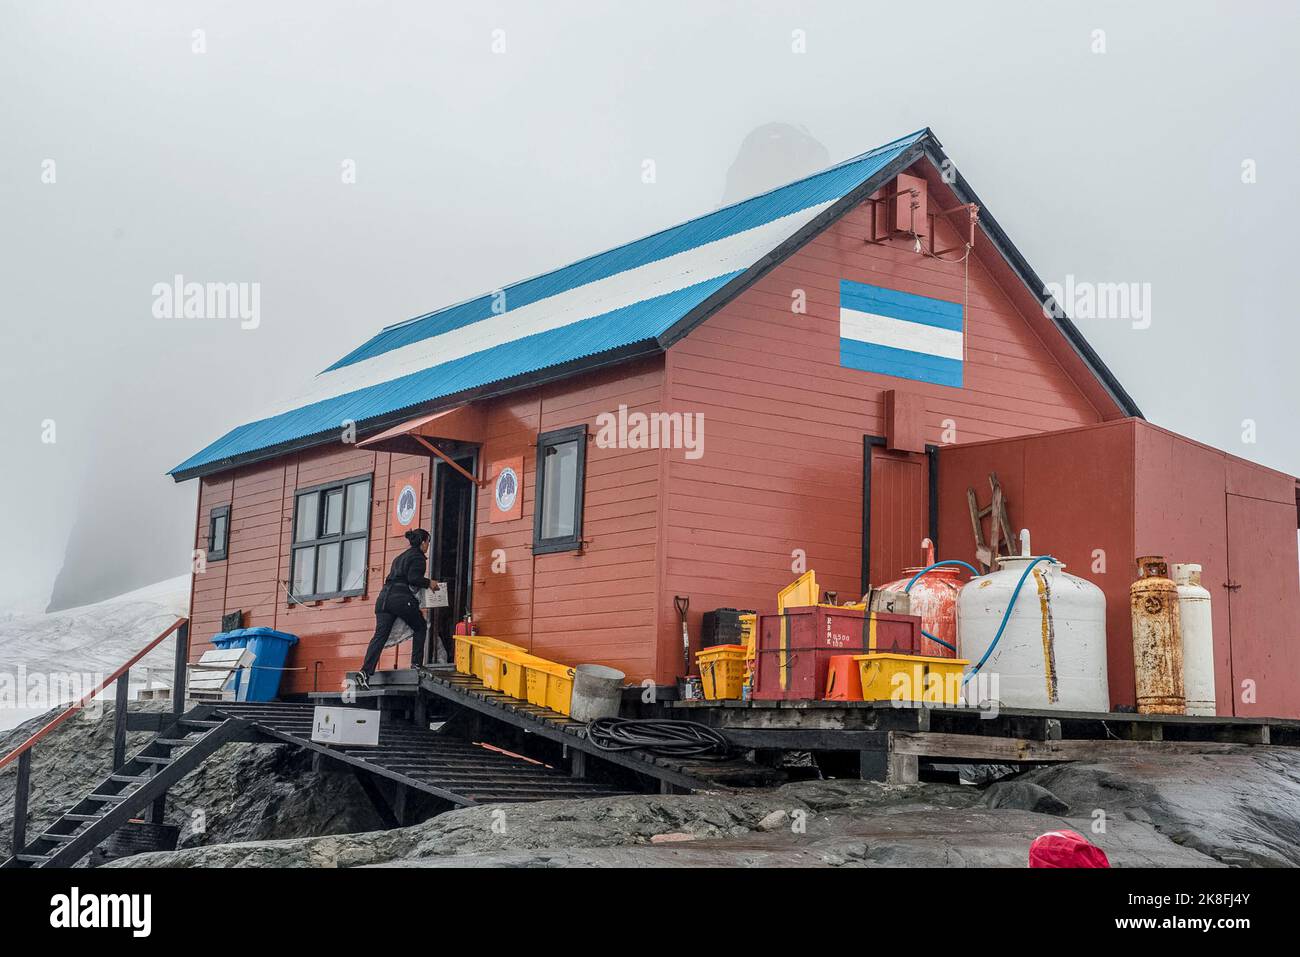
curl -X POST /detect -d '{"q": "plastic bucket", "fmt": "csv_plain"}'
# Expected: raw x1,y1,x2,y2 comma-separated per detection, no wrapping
569,664,625,722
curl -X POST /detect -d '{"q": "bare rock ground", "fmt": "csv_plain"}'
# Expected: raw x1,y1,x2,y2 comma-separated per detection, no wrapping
114,758,1284,868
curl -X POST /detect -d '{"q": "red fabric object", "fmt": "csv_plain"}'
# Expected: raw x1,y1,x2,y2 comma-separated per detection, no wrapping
1028,830,1111,868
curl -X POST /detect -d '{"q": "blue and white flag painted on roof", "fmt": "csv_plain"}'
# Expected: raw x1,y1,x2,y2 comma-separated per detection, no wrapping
838,280,963,388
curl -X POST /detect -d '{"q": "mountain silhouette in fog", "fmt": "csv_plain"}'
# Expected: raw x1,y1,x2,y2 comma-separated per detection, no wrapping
720,123,831,207
45,455,190,613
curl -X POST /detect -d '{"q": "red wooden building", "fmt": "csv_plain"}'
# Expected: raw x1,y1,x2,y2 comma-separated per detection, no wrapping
170,129,1300,713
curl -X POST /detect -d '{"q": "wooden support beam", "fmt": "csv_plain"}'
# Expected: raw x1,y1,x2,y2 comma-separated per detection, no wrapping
413,435,484,487
349,767,400,829
393,784,410,826
889,731,1254,763
171,620,189,715
112,675,129,771
12,750,30,854
858,743,918,785
723,728,890,751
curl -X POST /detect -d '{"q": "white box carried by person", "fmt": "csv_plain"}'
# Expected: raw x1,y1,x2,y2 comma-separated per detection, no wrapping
311,706,380,747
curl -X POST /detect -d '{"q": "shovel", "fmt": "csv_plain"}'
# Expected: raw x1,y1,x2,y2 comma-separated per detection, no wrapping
674,595,691,676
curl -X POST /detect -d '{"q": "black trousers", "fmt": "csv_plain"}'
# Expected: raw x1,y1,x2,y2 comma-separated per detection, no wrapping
361,591,427,676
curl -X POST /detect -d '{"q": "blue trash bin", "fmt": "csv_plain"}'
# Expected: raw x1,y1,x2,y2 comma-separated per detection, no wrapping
210,627,299,701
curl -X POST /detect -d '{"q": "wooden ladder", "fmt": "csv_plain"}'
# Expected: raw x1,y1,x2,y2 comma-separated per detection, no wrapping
968,472,1015,574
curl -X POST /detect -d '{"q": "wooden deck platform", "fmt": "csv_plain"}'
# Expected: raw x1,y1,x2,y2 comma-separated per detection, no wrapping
669,698,1300,783
310,667,1300,789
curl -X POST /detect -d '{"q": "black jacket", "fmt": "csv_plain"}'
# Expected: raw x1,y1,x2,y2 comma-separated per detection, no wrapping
380,546,431,604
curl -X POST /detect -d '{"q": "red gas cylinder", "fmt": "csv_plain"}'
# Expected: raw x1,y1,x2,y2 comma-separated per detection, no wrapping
879,539,965,658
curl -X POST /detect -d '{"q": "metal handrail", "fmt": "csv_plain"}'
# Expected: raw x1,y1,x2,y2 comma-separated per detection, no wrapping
0,617,188,771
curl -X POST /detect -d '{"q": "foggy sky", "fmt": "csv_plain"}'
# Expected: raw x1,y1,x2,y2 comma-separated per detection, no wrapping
2,1,1297,610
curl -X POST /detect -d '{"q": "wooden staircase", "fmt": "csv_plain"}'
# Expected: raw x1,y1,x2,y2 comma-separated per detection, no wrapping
3,711,253,868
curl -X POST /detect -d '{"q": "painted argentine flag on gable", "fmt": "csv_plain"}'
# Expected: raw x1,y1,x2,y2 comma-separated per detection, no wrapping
839,279,963,388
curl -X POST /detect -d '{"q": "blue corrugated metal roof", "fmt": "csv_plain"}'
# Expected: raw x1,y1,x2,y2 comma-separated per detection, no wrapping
171,130,928,478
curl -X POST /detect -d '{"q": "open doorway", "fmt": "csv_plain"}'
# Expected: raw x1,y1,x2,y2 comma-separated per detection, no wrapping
426,448,478,664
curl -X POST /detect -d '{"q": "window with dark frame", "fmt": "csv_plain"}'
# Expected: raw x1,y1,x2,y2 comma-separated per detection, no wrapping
290,474,372,600
533,425,587,555
207,505,230,562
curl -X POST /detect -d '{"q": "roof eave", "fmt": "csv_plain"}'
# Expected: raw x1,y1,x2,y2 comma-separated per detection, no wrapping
169,339,665,482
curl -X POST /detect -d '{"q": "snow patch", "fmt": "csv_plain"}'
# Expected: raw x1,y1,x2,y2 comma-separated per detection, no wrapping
0,576,191,732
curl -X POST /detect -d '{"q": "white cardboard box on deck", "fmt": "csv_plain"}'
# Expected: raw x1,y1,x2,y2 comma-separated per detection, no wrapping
311,706,380,746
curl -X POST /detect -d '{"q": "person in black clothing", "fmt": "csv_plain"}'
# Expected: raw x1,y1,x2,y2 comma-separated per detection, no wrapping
356,528,436,688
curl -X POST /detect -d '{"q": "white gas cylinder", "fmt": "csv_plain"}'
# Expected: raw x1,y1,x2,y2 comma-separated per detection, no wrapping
1172,563,1216,716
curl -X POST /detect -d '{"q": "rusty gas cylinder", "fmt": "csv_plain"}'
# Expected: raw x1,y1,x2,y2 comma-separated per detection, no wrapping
880,538,964,658
1130,556,1185,714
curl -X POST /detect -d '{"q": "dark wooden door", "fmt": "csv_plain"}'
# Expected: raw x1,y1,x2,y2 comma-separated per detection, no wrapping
867,445,929,589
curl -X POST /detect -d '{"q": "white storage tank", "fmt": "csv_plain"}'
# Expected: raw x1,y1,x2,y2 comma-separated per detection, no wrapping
1173,563,1216,716
956,530,1109,712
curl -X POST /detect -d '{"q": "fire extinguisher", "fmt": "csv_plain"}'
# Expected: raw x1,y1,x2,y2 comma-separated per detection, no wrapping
454,612,477,636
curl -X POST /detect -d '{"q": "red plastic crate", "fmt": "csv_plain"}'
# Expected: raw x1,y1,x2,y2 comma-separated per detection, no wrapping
754,605,922,701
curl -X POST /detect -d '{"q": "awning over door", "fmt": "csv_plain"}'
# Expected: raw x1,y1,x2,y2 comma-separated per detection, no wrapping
357,405,485,457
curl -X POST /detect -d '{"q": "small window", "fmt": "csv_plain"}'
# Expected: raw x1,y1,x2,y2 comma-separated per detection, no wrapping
208,505,230,562
290,475,371,600
533,425,587,555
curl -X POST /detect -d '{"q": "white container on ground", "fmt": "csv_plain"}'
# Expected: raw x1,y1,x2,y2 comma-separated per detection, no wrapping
956,530,1110,712
1173,563,1216,716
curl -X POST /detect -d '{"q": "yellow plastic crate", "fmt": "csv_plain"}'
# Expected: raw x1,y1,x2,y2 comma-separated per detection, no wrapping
497,656,531,698
453,634,575,715
524,661,576,716
454,635,473,674
477,648,507,691
853,653,969,705
696,644,747,700
453,635,527,682
777,571,819,613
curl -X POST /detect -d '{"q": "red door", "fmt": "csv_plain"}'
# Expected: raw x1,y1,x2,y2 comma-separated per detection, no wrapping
868,446,929,588
1225,493,1300,718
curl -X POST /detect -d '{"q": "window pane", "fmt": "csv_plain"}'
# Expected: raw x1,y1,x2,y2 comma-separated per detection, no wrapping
295,494,319,542
344,481,370,534
211,514,228,553
292,548,315,597
541,439,579,539
323,490,344,536
316,542,341,595
341,539,366,591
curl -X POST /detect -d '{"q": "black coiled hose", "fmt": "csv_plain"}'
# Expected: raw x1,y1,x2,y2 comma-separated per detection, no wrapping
584,717,733,759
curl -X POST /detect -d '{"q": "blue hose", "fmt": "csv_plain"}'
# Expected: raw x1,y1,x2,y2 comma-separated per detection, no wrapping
900,561,980,653
962,556,1060,685
920,630,957,652
902,560,982,591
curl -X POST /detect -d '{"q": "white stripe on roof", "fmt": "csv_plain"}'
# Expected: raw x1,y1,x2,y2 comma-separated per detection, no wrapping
257,200,836,419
